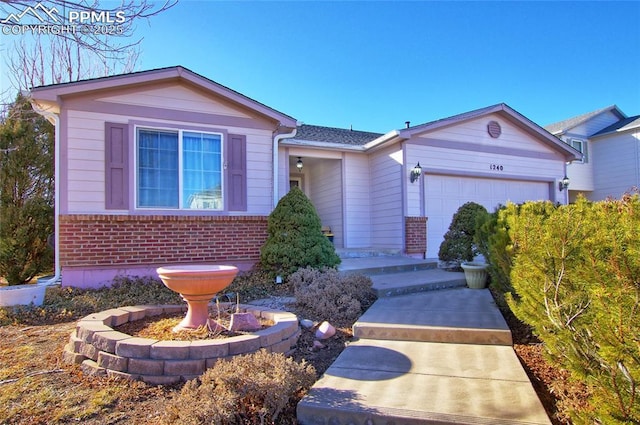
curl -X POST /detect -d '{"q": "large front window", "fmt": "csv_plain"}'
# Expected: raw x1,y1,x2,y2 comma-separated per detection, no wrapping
136,128,223,209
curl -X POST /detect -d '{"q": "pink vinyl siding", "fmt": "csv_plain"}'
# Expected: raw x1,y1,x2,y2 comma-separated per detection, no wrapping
63,116,273,215
342,153,371,248
97,84,251,118
425,114,558,155
309,158,343,247
369,145,403,249
591,132,640,200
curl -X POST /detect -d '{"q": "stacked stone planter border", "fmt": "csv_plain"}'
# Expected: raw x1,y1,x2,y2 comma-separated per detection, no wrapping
62,303,301,385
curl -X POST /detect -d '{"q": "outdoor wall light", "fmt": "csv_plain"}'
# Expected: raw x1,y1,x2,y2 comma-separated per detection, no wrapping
296,157,303,171
410,162,422,183
559,175,570,191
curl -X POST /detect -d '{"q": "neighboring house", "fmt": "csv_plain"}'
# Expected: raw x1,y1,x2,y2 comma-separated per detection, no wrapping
545,106,640,202
29,66,580,288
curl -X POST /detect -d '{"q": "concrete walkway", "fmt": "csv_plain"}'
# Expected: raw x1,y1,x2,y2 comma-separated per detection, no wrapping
297,259,550,425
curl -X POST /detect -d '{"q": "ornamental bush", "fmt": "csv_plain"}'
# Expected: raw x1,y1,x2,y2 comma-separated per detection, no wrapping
506,195,640,423
290,266,376,327
259,187,340,277
474,201,558,293
0,94,54,285
438,202,487,267
164,349,316,424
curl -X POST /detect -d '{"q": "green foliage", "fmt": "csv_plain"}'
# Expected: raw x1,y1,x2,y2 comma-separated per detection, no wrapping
506,196,640,423
164,349,316,424
438,202,488,266
260,187,340,277
475,202,558,293
290,267,376,327
0,94,54,285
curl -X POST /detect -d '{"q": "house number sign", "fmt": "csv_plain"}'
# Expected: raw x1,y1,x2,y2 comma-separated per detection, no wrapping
490,164,504,171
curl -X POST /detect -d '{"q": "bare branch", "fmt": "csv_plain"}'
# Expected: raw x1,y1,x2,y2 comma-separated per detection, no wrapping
1,0,177,97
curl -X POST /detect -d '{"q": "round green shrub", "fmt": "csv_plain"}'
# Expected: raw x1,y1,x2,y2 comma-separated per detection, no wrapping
438,202,488,266
260,187,340,277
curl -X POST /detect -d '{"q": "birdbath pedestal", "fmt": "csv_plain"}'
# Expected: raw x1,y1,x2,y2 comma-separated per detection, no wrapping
156,265,239,332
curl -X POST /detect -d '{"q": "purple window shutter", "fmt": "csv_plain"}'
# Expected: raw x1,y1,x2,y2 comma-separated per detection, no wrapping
227,134,247,211
105,122,129,209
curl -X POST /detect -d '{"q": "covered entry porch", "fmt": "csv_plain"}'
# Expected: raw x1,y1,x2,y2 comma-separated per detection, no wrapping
286,151,345,248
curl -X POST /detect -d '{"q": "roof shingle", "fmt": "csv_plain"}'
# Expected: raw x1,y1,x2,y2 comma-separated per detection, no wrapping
544,105,623,135
293,124,383,146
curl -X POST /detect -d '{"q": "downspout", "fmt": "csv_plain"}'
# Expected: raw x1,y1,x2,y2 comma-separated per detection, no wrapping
30,101,61,286
272,125,298,208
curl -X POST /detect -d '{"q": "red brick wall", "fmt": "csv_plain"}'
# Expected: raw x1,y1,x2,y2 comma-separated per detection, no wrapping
405,216,427,255
59,215,268,268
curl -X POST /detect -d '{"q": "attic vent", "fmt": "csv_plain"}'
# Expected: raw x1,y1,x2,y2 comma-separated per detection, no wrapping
487,121,501,138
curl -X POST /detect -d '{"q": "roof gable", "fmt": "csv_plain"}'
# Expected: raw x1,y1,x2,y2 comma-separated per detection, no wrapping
591,114,640,138
29,66,297,128
544,105,626,136
400,103,582,161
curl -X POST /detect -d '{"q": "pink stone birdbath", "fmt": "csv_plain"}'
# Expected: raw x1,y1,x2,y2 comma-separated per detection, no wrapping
156,264,239,332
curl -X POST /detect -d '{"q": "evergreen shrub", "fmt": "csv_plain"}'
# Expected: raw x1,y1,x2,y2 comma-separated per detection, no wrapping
438,201,488,267
474,201,558,293
0,95,54,285
259,187,340,277
506,195,640,423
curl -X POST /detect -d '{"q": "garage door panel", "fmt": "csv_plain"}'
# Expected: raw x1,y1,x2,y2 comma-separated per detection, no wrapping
425,175,550,258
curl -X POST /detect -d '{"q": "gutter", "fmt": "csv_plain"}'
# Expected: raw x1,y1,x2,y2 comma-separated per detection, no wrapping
29,100,61,286
273,125,298,208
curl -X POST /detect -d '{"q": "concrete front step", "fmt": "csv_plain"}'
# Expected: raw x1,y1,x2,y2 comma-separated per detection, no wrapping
297,338,551,425
339,256,437,276
370,268,466,297
353,289,512,345
336,248,402,258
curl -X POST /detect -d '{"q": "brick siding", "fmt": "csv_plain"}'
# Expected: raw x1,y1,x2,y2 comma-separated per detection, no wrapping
404,216,427,255
59,215,268,268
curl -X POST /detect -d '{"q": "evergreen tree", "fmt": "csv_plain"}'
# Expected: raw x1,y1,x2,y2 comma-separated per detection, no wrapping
507,196,640,423
438,201,487,266
0,94,54,285
260,187,340,277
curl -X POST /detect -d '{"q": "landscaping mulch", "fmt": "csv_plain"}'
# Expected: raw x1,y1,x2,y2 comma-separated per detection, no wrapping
115,312,273,341
0,292,589,424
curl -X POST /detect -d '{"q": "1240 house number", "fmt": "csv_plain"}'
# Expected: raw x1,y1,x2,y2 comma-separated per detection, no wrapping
490,164,504,171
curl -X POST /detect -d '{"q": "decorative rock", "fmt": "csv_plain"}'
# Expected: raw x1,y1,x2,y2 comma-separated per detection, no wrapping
312,340,326,351
300,319,314,329
315,321,336,340
229,312,261,331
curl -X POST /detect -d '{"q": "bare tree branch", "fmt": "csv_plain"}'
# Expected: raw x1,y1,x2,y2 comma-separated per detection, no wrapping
1,0,177,104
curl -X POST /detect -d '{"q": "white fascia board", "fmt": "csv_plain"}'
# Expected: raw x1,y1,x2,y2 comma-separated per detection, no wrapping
280,139,365,152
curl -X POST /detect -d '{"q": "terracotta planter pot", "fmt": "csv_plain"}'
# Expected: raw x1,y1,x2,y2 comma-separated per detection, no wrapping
460,262,489,289
156,264,239,331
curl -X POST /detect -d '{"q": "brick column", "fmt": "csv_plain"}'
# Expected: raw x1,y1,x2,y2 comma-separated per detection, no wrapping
405,216,427,257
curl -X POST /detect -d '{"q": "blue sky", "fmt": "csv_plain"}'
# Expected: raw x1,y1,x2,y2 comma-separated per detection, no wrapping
134,1,640,133
1,1,637,132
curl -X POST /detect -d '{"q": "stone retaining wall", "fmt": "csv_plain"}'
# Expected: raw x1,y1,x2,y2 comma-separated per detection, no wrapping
62,304,300,385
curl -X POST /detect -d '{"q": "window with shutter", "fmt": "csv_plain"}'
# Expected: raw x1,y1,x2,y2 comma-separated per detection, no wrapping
105,122,129,209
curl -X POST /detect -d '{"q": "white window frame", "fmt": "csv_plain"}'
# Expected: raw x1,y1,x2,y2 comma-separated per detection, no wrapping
569,138,588,164
134,126,225,210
